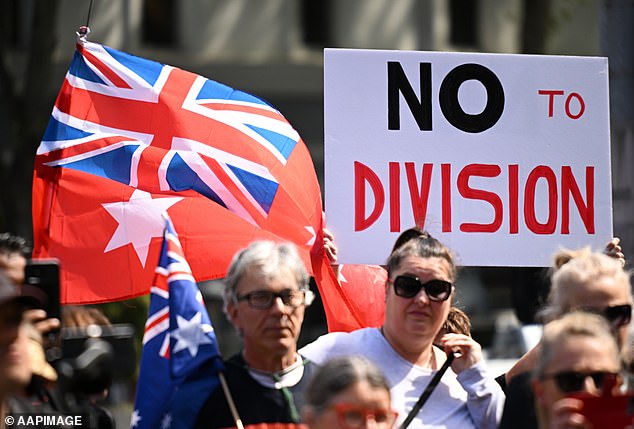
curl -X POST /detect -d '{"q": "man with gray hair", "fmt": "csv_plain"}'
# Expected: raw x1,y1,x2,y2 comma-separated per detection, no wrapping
195,240,317,429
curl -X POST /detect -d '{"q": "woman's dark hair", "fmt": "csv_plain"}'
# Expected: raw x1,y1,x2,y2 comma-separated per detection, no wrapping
386,231,456,281
390,226,427,253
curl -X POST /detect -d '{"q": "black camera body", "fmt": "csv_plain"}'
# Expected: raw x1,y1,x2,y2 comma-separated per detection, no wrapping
58,324,136,395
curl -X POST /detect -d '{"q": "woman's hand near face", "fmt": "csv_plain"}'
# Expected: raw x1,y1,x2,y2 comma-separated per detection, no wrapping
549,398,591,429
439,333,483,373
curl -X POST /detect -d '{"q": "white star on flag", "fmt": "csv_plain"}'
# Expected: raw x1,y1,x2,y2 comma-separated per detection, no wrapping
338,264,348,283
130,409,142,428
171,312,214,357
368,266,387,284
102,189,182,267
160,413,172,429
305,226,316,246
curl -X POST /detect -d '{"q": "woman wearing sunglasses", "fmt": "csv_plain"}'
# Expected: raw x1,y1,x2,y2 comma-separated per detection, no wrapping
543,249,632,349
500,249,632,429
532,311,623,429
302,356,397,429
301,233,504,429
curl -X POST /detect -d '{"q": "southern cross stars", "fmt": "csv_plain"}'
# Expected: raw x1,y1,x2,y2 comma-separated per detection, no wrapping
171,312,214,357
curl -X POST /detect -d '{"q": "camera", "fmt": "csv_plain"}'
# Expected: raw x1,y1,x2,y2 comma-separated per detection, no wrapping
57,324,136,396
22,260,137,429
23,259,137,395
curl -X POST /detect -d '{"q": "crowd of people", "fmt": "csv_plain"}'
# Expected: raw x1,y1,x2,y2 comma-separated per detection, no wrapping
1,229,633,429
0,233,117,429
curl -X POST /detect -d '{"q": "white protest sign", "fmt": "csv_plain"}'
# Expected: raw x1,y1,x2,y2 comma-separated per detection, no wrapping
324,49,612,267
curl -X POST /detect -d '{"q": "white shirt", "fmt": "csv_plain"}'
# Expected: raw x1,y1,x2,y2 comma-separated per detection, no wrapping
300,327,504,429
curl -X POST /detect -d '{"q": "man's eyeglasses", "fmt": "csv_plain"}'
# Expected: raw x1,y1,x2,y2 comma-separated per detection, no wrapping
580,304,632,329
235,289,313,309
389,275,452,302
332,403,398,429
541,370,619,393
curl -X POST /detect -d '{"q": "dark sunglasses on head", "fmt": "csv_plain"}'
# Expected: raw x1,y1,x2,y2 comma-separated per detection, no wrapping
390,275,452,302
542,370,619,393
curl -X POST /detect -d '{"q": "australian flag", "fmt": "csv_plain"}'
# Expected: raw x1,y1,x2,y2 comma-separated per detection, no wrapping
132,215,224,429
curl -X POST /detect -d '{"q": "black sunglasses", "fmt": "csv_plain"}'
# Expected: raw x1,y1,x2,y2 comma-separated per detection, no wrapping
604,304,632,328
542,370,619,393
580,304,632,329
390,275,452,302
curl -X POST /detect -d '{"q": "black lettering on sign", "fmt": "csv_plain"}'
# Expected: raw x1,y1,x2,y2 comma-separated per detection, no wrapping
387,62,432,131
439,63,505,133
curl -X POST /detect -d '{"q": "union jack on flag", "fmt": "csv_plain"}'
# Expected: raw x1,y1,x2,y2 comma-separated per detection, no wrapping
32,39,326,304
37,41,297,225
132,215,224,429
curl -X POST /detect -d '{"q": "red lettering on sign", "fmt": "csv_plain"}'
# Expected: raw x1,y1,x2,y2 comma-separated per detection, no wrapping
565,93,585,119
405,162,433,230
509,164,519,234
352,162,596,235
561,166,594,234
524,166,558,234
354,161,384,231
442,164,452,232
389,162,400,232
457,164,503,233
538,90,565,117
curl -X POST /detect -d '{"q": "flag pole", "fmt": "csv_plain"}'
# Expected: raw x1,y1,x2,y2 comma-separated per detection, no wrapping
85,0,94,29
219,372,245,429
76,0,93,43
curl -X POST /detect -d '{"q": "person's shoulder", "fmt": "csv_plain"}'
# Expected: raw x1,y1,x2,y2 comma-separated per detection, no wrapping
298,357,320,382
299,327,380,363
224,352,245,366
221,353,252,380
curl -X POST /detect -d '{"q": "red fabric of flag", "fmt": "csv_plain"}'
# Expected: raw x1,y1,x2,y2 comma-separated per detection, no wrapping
32,41,323,304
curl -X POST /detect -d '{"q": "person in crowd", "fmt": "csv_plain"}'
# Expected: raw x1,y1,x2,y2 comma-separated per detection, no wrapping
0,233,30,286
542,248,631,348
532,311,623,429
4,320,63,417
195,240,317,429
0,233,59,390
302,356,397,429
0,271,51,427
499,248,632,429
0,233,60,340
302,232,504,429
